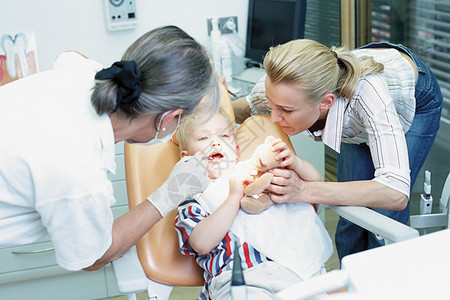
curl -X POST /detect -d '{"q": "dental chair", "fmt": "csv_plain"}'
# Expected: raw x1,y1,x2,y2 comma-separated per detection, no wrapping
111,86,299,299
111,86,233,300
111,85,420,299
114,141,204,300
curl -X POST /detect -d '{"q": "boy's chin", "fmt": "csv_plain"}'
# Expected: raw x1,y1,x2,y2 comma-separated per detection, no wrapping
207,161,235,179
207,171,221,180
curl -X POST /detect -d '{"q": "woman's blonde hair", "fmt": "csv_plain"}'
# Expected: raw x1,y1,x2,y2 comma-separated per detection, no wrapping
263,39,384,103
176,105,236,151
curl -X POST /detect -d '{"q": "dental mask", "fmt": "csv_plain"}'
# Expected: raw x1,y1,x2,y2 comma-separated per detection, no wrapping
126,110,181,146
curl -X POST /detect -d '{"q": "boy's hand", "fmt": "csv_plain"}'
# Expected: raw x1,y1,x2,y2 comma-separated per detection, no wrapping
229,161,254,200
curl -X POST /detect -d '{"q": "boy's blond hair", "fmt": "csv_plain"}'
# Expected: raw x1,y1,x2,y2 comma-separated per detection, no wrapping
176,105,236,151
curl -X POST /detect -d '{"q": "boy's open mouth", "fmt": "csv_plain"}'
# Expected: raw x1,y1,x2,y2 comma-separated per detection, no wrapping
208,152,224,160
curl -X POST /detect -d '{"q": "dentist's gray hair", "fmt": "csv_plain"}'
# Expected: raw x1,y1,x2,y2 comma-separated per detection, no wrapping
91,25,220,123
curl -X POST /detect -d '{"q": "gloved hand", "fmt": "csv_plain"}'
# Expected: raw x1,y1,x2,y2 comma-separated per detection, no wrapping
147,152,210,217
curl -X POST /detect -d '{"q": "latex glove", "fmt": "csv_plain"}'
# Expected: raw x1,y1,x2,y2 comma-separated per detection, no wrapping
148,152,210,217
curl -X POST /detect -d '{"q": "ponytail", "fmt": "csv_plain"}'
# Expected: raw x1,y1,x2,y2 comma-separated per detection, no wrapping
331,46,360,99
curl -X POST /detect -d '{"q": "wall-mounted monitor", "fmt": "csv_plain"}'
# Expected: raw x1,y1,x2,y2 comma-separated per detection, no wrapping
245,0,307,64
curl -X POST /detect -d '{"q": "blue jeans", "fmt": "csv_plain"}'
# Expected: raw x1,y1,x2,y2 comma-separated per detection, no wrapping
335,43,443,261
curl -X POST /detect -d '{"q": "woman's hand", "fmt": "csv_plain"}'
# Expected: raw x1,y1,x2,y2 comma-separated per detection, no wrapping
266,167,308,204
147,152,210,217
270,138,298,170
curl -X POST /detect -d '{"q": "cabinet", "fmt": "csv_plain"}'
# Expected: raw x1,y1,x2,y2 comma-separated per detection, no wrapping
0,142,129,299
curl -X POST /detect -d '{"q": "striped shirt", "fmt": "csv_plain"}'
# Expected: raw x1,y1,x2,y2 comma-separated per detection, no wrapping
174,199,271,299
246,48,415,197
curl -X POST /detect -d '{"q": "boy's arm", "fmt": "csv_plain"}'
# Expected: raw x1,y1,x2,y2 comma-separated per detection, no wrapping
188,193,241,255
188,162,252,255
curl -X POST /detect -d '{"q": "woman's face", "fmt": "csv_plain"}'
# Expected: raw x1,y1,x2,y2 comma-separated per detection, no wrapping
265,76,322,136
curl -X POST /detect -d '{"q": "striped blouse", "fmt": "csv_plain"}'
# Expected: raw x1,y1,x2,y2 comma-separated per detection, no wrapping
174,199,271,299
246,48,415,197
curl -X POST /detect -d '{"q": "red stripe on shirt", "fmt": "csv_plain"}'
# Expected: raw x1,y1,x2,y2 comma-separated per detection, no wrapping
243,242,253,268
174,223,190,255
224,233,232,257
187,205,196,217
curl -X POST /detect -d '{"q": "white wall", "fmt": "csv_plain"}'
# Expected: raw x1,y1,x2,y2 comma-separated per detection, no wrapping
1,0,325,177
1,0,249,71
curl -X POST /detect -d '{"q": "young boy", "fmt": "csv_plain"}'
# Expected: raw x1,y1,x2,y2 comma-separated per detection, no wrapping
174,108,332,299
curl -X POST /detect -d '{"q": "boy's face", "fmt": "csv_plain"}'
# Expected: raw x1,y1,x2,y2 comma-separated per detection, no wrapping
181,114,238,179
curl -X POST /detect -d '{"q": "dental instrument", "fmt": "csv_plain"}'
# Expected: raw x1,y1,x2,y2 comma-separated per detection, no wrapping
231,241,247,299
420,170,433,215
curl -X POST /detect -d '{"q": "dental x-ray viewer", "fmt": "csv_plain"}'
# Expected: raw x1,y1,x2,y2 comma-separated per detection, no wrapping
0,25,219,271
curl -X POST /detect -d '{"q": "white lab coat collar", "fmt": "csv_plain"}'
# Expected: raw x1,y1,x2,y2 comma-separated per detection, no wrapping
98,114,116,174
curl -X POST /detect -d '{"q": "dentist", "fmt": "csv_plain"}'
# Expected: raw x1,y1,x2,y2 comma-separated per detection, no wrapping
0,26,219,271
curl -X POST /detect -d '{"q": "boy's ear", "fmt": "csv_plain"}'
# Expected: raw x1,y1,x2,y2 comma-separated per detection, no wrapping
180,150,189,159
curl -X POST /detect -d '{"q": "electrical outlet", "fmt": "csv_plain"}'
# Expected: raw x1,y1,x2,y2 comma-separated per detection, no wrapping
207,16,238,35
104,0,137,31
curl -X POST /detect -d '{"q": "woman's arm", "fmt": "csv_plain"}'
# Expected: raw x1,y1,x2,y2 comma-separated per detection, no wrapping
84,200,162,271
267,168,408,210
85,152,209,270
232,97,251,124
232,76,272,124
271,138,323,182
291,158,323,182
304,179,408,210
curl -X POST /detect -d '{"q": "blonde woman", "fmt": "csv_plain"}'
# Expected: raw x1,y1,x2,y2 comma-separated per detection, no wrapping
232,40,442,260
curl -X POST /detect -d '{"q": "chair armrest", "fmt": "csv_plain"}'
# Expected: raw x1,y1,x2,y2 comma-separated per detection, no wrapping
410,212,448,228
328,205,419,244
111,247,148,295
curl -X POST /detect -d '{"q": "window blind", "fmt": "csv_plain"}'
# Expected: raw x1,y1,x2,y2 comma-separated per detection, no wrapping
371,0,450,124
409,0,450,124
304,0,341,47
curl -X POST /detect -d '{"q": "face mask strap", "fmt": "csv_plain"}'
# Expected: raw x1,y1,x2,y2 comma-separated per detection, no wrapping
126,111,181,146
154,110,173,139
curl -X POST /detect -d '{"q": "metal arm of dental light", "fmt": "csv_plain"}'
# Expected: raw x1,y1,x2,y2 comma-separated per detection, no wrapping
410,171,450,230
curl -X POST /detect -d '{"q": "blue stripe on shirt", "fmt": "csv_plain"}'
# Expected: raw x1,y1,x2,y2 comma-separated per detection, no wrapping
174,198,270,298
